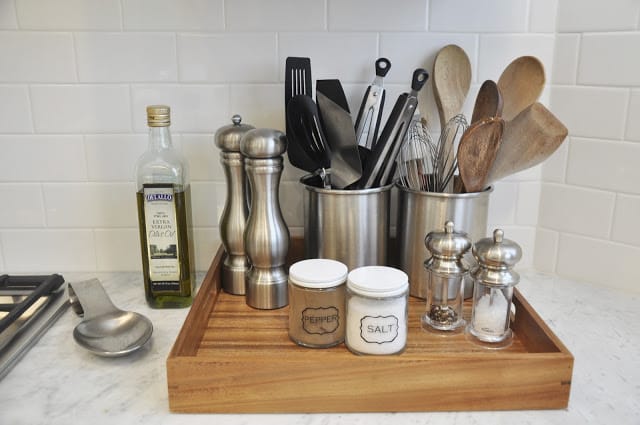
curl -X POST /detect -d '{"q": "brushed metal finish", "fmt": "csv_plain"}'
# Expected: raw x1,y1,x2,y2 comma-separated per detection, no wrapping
216,115,254,295
242,129,290,310
219,152,250,294
302,175,392,270
69,279,153,357
395,183,492,299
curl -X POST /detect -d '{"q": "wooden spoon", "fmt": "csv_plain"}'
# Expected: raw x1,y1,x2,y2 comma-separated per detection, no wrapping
486,102,568,185
471,80,503,124
457,117,504,193
433,44,472,129
497,56,545,121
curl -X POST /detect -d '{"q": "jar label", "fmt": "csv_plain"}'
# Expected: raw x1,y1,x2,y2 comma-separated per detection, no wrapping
360,315,399,344
143,184,180,291
302,307,340,335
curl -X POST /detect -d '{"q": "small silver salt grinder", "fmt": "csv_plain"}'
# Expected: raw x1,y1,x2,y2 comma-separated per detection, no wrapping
240,128,290,309
422,221,471,333
215,115,255,295
467,229,522,347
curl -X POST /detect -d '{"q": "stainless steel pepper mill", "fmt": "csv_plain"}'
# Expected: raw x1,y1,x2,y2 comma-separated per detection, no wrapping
215,115,254,295
240,128,290,309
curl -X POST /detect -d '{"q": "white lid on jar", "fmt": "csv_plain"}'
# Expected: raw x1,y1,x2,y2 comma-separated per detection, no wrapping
347,266,409,297
289,259,348,289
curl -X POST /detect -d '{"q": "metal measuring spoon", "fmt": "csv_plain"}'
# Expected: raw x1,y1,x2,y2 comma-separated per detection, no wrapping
68,279,153,357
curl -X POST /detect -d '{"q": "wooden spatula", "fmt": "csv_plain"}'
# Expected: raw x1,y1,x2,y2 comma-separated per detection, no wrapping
471,80,503,124
497,56,545,121
457,117,504,193
487,102,568,185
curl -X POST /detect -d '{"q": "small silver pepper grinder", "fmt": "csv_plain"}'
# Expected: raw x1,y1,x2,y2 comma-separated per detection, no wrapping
215,115,255,295
240,128,290,309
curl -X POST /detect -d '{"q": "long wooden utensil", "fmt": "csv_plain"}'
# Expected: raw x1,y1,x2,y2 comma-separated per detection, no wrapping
471,80,503,124
457,117,504,193
433,44,472,129
497,56,545,121
486,102,568,185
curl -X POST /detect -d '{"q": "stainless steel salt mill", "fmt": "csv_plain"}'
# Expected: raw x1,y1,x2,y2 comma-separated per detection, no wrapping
240,128,290,309
422,221,471,333
467,229,522,347
215,115,255,295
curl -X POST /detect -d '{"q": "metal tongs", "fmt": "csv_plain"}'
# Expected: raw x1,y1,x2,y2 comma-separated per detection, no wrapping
358,68,429,189
354,58,391,151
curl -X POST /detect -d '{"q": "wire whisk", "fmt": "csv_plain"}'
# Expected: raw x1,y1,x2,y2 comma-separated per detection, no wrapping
398,114,468,193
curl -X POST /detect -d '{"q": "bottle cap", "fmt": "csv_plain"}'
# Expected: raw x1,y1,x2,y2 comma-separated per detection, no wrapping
347,266,408,298
289,259,348,289
147,105,170,127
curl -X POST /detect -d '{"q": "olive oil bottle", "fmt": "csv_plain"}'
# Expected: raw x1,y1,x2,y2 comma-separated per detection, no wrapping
135,105,194,308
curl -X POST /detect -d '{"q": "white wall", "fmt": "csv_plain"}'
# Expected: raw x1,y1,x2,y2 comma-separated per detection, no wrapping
534,0,640,291
0,0,600,281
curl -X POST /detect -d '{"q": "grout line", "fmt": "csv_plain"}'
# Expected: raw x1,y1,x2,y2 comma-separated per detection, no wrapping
608,193,618,240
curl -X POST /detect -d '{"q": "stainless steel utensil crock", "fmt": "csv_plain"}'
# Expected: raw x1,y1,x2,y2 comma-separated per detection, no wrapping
302,174,392,270
395,182,492,299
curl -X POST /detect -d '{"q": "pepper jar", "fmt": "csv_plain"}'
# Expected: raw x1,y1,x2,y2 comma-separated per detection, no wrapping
422,221,471,333
467,228,522,348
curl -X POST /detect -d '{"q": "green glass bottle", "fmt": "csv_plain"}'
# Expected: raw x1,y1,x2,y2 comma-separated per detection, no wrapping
135,105,194,308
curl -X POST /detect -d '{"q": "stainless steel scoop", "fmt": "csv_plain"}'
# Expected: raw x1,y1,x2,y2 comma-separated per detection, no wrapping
68,279,153,357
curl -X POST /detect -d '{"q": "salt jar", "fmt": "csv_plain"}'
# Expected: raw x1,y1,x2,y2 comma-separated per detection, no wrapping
467,229,522,348
422,221,471,333
345,266,409,355
288,259,348,348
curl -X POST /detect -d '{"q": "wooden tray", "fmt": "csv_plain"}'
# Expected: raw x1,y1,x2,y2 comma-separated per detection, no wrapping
167,238,573,413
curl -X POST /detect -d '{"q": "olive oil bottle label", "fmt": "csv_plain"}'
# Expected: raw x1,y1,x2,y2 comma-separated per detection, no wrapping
143,184,181,291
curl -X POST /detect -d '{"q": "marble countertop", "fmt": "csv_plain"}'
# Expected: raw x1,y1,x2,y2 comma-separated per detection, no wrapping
1,270,638,425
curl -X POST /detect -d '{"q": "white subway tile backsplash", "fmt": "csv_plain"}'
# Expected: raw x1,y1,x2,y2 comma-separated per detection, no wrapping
95,229,141,271
228,0,324,31
539,183,615,239
31,85,131,133
329,0,426,31
0,135,87,181
533,228,559,273
550,86,627,140
567,138,640,195
0,184,44,227
178,34,278,83
85,134,147,182
556,0,640,32
0,85,33,133
229,84,284,130
612,194,640,246
181,134,224,182
477,34,555,82
579,33,640,86
192,227,221,271
0,0,17,28
541,138,569,183
123,0,223,31
551,34,579,85
189,182,225,227
16,0,121,30
279,33,378,83
557,233,640,292
487,181,518,226
131,85,229,133
0,229,96,272
516,182,541,226
75,33,177,83
625,90,640,142
0,32,76,82
379,33,477,84
529,0,558,33
43,183,137,228
430,0,528,33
